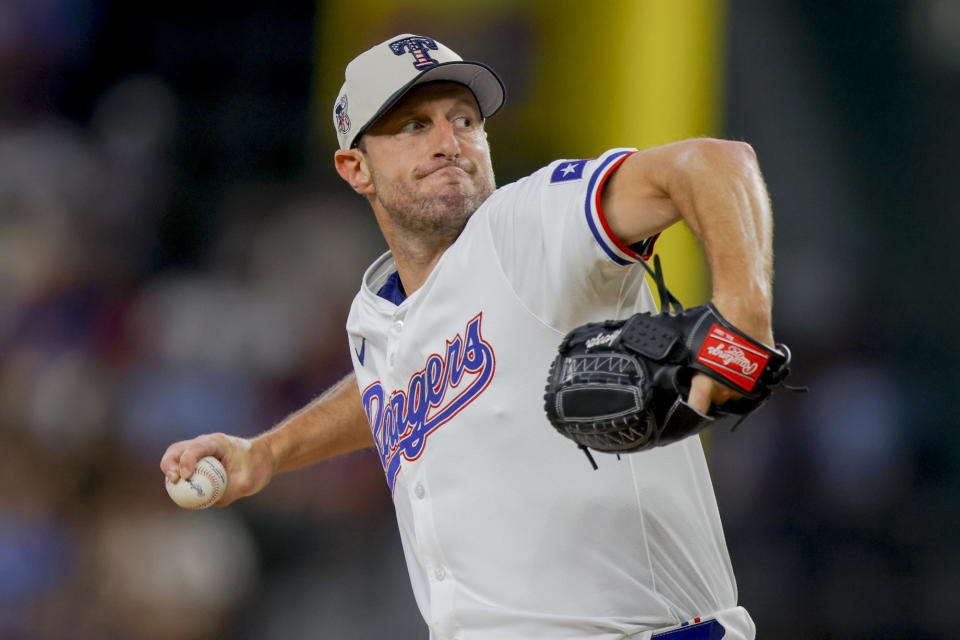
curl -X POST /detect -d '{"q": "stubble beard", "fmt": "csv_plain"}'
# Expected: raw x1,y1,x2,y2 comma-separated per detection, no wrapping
373,165,496,244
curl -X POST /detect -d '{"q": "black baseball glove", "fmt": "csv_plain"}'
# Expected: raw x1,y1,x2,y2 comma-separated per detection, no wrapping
543,255,795,468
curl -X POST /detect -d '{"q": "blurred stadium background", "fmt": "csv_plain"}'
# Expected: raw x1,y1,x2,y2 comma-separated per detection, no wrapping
1,0,958,638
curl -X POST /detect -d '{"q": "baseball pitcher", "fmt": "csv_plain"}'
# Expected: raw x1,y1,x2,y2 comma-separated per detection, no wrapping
161,33,794,639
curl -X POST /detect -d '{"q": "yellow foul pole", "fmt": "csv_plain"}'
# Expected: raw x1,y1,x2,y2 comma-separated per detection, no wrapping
525,0,726,306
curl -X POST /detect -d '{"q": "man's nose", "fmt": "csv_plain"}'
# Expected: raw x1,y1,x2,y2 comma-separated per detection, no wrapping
431,119,461,157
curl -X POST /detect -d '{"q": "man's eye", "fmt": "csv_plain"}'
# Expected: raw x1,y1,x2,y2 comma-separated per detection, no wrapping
453,116,473,128
401,121,423,133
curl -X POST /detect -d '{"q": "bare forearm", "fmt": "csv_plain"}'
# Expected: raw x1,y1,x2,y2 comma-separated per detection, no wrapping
668,140,774,343
160,372,372,505
254,372,374,474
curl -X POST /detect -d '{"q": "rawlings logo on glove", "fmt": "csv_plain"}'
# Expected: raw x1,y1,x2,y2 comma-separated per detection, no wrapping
543,256,798,469
698,325,770,389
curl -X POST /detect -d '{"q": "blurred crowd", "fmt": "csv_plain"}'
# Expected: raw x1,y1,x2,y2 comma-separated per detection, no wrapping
0,64,426,637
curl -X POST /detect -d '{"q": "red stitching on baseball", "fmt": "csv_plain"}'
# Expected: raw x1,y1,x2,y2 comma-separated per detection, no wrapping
195,464,223,508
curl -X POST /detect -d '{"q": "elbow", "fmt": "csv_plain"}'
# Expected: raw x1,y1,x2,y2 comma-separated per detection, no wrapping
667,138,762,197
684,138,758,174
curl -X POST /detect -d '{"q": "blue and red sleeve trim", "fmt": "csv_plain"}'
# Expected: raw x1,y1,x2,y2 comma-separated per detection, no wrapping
584,149,660,265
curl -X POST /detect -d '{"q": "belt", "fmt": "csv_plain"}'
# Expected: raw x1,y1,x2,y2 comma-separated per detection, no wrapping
652,618,726,639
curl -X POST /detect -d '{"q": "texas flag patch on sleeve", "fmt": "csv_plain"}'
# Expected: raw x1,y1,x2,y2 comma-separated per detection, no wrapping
550,160,587,183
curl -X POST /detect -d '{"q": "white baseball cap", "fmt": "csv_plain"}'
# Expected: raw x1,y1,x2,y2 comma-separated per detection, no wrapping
333,34,505,150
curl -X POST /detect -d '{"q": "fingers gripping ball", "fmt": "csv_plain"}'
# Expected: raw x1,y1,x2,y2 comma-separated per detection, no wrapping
165,456,228,509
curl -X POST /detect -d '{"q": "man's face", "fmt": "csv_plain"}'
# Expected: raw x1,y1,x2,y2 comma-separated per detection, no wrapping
359,82,496,241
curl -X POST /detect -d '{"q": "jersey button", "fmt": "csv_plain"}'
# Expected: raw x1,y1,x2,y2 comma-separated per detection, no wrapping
414,483,426,499
393,320,404,332
434,566,446,581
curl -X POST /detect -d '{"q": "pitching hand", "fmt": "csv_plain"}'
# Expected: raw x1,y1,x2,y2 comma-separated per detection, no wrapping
160,432,275,507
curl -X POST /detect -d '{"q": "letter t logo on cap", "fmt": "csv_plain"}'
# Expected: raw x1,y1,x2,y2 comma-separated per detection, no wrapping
389,36,441,69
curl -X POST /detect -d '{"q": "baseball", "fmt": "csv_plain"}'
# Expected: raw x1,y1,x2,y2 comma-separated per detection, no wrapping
165,456,228,509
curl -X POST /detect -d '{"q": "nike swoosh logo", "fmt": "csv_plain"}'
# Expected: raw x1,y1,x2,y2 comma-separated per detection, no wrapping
355,337,366,365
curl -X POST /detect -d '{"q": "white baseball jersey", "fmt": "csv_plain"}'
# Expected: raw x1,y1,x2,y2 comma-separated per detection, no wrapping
346,148,754,639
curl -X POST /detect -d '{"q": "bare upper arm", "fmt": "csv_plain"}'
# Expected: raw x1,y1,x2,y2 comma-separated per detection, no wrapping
601,142,685,246
601,138,754,247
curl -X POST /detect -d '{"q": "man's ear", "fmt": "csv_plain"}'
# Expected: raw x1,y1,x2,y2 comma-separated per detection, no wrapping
334,148,374,195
